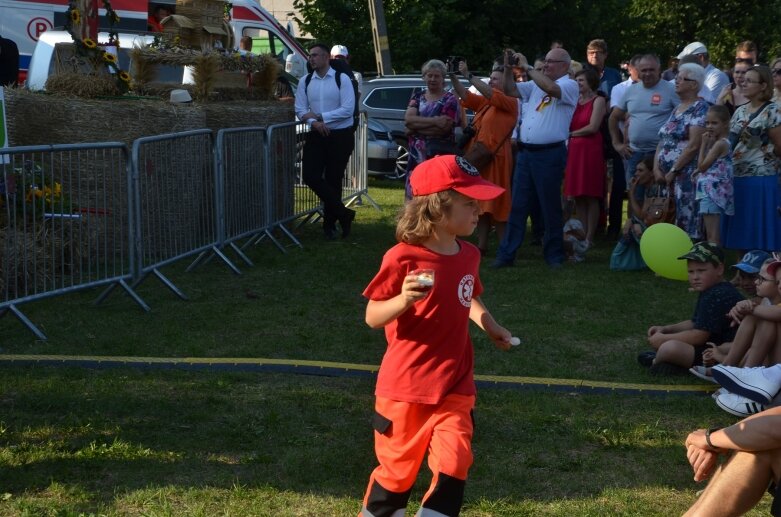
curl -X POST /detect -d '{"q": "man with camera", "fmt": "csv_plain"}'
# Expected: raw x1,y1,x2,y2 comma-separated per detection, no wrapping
492,47,578,269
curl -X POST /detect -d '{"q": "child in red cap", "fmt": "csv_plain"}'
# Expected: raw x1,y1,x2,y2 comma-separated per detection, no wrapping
359,155,514,517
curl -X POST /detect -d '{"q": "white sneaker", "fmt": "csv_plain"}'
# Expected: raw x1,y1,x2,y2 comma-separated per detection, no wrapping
711,387,725,400
716,392,766,417
712,365,781,404
689,365,718,384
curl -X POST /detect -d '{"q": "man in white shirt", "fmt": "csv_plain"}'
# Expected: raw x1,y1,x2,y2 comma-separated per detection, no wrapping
677,41,729,104
493,47,578,268
295,43,356,239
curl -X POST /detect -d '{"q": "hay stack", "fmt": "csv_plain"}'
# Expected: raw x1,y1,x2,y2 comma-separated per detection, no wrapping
3,89,293,147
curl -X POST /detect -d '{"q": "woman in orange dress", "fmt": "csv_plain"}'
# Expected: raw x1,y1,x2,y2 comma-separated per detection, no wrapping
449,60,518,255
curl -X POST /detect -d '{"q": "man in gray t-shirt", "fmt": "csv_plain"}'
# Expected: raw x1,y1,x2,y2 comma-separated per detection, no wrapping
609,54,679,181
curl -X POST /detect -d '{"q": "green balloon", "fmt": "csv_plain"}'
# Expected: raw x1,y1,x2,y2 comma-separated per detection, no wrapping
639,223,693,281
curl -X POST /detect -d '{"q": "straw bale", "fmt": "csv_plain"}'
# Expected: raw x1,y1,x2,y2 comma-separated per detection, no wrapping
3,89,293,147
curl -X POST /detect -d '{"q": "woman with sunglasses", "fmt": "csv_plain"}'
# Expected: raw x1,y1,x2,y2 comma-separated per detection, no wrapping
655,63,708,239
722,65,781,253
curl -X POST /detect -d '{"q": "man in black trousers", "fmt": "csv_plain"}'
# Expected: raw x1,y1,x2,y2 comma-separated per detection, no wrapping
294,43,356,239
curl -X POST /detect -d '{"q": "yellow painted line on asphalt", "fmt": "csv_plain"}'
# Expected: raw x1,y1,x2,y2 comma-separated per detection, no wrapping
0,354,716,393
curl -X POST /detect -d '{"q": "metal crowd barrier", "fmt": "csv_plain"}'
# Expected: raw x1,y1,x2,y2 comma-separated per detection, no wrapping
0,142,146,339
2,118,376,339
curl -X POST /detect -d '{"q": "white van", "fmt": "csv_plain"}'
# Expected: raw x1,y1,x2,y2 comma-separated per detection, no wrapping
0,0,307,85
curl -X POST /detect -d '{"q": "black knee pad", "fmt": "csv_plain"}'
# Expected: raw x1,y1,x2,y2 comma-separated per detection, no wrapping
365,480,412,517
421,472,465,516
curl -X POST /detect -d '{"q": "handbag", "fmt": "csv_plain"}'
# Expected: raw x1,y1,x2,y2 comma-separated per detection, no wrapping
609,239,647,271
640,184,675,227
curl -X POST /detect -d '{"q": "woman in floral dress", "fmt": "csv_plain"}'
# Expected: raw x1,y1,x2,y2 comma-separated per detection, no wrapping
722,65,781,251
655,63,708,239
403,59,462,198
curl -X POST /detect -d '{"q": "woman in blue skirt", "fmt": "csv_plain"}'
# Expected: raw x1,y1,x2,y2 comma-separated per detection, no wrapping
722,65,781,252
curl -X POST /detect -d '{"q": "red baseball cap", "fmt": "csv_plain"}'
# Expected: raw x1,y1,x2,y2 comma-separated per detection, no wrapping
409,155,504,200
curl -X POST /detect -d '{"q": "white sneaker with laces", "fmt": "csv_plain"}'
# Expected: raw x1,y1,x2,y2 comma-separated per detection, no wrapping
712,365,781,404
716,392,766,417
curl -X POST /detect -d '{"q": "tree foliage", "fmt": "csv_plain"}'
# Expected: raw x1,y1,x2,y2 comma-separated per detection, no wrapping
293,0,781,74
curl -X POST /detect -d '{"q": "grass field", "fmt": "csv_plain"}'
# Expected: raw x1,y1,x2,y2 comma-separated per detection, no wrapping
0,178,771,516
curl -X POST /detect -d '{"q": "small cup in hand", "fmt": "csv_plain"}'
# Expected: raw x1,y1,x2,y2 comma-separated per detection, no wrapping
411,269,435,291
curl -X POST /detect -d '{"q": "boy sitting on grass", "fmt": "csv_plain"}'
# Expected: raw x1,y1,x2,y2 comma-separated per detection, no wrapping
640,242,744,375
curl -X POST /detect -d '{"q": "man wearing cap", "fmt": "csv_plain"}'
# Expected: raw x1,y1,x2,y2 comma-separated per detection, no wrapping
492,47,578,268
609,54,679,191
295,42,357,239
677,41,730,103
331,44,363,84
641,242,744,375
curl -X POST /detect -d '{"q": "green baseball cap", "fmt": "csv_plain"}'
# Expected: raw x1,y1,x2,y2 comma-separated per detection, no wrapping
677,242,724,266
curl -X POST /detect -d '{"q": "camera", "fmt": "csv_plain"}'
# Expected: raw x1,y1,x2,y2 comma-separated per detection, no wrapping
508,54,520,67
456,125,476,150
446,56,464,74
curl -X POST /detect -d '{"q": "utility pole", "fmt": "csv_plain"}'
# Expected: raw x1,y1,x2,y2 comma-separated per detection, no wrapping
368,0,392,75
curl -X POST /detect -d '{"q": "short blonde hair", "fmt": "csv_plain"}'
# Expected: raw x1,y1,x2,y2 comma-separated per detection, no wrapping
396,190,459,244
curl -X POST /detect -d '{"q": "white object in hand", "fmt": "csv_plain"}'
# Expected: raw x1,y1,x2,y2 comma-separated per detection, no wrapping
416,273,434,287
509,337,521,346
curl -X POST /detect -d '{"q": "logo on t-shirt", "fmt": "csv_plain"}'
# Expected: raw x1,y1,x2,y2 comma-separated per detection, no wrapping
651,93,661,105
458,274,475,307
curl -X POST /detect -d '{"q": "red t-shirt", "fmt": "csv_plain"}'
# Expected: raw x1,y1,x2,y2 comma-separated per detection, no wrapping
363,240,483,404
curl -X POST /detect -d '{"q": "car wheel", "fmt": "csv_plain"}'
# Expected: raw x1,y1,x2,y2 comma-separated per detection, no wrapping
388,144,408,180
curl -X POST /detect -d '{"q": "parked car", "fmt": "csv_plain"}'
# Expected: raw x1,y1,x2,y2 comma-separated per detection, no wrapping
366,118,400,178
360,74,475,179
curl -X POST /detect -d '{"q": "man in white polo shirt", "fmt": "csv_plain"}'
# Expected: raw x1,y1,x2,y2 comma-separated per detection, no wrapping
492,47,578,268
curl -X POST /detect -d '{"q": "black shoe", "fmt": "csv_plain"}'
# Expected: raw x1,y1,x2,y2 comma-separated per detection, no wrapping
637,351,656,367
649,361,689,376
340,209,356,238
323,224,338,240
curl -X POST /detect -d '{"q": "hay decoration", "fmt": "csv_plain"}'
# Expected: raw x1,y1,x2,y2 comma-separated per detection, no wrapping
129,46,280,101
45,72,120,98
192,53,220,101
129,47,158,91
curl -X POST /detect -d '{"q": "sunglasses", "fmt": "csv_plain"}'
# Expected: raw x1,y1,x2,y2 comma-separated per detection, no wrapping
773,69,781,76
735,57,755,65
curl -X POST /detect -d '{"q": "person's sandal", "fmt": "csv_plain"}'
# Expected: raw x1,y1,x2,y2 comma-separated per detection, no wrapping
689,365,718,384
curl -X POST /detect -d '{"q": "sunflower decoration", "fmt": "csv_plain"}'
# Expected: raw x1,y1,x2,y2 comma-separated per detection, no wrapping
63,0,132,95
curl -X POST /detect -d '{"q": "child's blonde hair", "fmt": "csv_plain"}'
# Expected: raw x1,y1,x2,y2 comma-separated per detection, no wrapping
396,190,460,244
707,104,731,125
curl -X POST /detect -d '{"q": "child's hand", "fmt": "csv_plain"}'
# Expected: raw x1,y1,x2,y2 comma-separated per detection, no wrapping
485,323,513,351
647,325,663,337
400,273,432,304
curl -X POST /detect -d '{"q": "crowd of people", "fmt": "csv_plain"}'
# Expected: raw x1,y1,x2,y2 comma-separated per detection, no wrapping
373,37,781,516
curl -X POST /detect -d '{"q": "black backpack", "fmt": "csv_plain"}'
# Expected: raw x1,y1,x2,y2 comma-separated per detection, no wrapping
305,58,360,132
